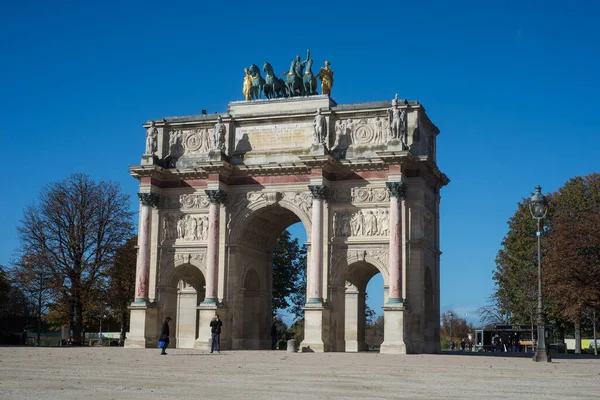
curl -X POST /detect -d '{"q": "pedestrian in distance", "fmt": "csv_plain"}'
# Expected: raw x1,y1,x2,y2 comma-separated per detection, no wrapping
158,317,171,355
210,314,223,354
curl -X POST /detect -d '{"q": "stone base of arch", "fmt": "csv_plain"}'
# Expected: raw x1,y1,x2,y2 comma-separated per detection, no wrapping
195,304,225,350
300,305,331,352
380,304,407,355
125,302,159,348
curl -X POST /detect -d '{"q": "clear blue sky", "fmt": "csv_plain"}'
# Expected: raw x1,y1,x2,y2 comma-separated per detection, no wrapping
1,1,599,325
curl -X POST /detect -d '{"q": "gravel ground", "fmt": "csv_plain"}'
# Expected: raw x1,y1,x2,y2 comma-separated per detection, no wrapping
0,347,598,399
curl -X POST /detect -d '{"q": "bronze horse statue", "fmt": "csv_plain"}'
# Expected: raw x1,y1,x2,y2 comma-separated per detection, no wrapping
248,64,265,100
303,57,317,96
263,62,287,99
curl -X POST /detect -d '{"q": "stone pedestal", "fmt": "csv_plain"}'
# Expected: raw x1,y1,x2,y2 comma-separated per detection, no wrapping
300,305,330,352
195,304,222,350
380,304,407,354
309,143,328,156
141,154,157,165
125,302,158,348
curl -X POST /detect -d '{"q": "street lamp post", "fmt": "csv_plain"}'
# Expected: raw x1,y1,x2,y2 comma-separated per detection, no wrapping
529,185,551,363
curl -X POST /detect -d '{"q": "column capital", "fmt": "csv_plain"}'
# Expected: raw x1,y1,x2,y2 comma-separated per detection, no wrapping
386,182,407,199
308,184,329,200
138,192,160,207
205,189,227,204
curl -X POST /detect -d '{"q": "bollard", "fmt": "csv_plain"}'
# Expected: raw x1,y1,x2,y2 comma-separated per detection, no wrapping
287,339,298,353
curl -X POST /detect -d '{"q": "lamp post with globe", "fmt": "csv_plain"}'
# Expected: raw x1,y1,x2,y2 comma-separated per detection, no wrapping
529,185,551,363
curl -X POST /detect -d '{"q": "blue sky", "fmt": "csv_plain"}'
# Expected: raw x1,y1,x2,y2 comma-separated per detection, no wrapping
1,1,599,325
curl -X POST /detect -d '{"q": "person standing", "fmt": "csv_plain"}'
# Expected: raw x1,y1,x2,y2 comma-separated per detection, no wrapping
159,317,171,355
210,314,223,354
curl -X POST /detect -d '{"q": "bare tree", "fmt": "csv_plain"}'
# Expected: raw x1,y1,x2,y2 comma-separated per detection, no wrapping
17,174,133,344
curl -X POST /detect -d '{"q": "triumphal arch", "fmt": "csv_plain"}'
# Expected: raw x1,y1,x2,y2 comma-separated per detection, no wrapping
126,56,449,354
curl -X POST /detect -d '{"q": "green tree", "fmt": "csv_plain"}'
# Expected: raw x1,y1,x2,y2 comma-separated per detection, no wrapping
440,311,474,349
0,265,32,337
105,236,137,344
10,254,54,345
492,199,538,327
545,173,600,353
16,174,134,344
271,230,307,319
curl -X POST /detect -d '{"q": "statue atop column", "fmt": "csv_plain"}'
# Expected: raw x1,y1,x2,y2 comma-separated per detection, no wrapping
242,68,252,101
212,116,227,152
145,121,158,155
317,60,334,96
388,95,407,147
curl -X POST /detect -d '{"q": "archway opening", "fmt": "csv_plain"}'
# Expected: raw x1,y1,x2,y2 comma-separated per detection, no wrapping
342,262,383,352
230,204,308,350
365,273,384,350
163,263,205,348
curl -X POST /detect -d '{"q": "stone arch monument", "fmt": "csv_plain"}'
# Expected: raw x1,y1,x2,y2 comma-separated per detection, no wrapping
126,94,449,354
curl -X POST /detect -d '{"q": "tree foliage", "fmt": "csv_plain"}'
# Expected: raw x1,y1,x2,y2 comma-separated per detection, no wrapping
271,230,307,319
440,311,474,343
492,199,538,325
10,254,54,344
544,174,600,323
490,173,600,353
0,265,32,335
16,173,134,344
105,236,137,343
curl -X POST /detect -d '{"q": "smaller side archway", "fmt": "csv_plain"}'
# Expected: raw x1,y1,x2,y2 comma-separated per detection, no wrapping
330,253,389,352
159,259,206,348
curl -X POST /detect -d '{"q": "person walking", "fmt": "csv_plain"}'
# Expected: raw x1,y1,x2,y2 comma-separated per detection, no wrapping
210,314,223,354
159,317,171,355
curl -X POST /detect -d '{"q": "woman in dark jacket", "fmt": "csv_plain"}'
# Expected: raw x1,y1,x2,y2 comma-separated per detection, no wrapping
159,317,171,355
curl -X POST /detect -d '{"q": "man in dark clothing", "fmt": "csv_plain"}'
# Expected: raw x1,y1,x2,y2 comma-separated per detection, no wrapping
159,317,171,355
210,314,223,353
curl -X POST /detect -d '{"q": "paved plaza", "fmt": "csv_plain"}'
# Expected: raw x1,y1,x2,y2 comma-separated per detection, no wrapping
0,347,598,399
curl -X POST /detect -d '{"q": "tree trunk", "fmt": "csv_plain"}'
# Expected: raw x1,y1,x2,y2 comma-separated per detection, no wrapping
593,309,597,356
120,309,128,345
36,289,42,346
72,300,84,345
574,321,582,354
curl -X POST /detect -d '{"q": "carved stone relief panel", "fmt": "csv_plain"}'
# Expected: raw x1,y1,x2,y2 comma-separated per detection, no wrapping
333,209,389,237
173,252,206,265
333,117,390,149
162,194,210,210
162,213,209,241
330,187,389,204
281,191,312,214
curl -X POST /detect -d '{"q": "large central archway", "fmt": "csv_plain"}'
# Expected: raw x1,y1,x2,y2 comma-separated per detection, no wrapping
228,201,309,350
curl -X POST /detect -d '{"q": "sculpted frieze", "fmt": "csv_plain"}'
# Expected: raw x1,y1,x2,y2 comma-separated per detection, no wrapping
333,117,390,148
330,187,389,204
333,209,389,237
174,252,206,265
162,194,210,209
162,213,209,241
281,191,312,214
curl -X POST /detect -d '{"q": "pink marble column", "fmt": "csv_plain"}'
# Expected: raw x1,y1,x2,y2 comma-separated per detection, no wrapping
386,182,406,304
203,189,227,304
307,185,328,304
134,192,159,303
